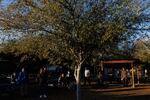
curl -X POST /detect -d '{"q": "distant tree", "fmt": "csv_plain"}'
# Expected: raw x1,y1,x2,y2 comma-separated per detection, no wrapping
0,0,150,100
134,39,150,63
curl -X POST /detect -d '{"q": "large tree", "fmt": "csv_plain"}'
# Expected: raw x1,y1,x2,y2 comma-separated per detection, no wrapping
0,0,150,100
134,39,150,63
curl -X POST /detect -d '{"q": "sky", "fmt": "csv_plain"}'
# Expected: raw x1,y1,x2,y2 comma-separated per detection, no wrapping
0,0,150,43
0,0,14,7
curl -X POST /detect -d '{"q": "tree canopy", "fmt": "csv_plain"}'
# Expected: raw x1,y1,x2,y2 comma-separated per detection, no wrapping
1,1,150,99
1,0,150,64
134,39,150,63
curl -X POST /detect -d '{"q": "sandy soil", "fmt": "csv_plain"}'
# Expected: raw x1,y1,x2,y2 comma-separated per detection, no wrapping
81,84,150,100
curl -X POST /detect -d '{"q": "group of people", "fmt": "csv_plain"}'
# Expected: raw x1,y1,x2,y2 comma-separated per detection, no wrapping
95,66,142,87
10,65,142,98
58,70,76,90
11,67,28,96
10,65,77,98
121,66,142,86
120,67,130,86
10,65,48,98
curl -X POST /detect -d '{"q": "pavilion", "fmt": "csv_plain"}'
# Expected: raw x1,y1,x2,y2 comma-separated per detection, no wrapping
98,59,139,88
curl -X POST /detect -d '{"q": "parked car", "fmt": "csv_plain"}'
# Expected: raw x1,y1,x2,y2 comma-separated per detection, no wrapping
46,65,63,87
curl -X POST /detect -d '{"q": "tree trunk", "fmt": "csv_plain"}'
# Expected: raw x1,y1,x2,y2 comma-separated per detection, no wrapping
74,64,81,100
77,65,81,100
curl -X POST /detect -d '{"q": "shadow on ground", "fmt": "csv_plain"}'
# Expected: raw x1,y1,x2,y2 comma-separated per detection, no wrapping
0,85,76,100
1,84,150,100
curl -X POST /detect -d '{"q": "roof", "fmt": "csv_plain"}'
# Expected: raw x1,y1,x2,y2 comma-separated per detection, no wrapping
102,60,135,64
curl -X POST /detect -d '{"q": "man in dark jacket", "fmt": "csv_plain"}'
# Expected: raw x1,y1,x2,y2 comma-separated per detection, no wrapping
37,67,48,98
17,68,28,96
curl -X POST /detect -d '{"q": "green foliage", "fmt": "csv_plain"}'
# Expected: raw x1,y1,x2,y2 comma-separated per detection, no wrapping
0,34,73,66
134,40,150,63
0,0,150,68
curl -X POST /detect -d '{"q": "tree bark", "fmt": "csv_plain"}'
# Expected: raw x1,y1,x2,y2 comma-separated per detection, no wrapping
74,64,81,100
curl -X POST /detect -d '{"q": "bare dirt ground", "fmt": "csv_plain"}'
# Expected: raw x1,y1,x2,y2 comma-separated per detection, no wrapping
1,84,150,100
81,84,150,100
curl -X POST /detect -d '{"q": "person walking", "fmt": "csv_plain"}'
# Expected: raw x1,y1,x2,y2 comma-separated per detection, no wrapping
37,67,48,98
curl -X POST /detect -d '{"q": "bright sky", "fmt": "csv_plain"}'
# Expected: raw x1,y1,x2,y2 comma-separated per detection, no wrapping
0,0,14,7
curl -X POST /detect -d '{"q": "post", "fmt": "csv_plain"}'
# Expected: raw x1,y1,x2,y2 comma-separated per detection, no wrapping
100,61,103,72
131,62,135,88
100,61,104,85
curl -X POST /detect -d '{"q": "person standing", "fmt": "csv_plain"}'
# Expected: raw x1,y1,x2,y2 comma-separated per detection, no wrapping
17,68,28,96
137,65,142,85
126,69,131,85
84,67,91,85
58,73,66,87
66,71,71,86
121,67,127,86
11,72,18,92
11,72,17,84
37,67,48,98
97,68,103,87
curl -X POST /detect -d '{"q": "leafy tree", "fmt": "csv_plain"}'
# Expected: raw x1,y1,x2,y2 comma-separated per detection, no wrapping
0,0,150,100
134,39,150,63
0,34,71,64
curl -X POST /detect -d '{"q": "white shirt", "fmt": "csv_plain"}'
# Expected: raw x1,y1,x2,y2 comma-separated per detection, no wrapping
85,69,90,77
